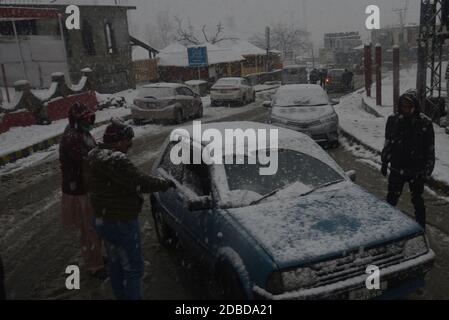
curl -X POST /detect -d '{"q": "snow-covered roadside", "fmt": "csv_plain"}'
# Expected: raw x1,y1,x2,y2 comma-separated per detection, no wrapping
336,63,449,188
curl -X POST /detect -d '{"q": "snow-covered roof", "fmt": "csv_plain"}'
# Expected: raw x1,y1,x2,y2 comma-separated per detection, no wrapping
157,42,244,67
1,0,135,7
218,39,266,56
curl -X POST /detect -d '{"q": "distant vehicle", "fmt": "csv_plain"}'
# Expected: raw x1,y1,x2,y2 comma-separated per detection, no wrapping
326,69,354,93
266,84,339,146
210,77,255,107
151,121,434,300
281,65,308,85
185,80,210,97
131,83,203,125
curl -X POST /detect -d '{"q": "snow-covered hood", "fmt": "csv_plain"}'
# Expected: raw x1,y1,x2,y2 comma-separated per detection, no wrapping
226,184,421,269
271,105,335,123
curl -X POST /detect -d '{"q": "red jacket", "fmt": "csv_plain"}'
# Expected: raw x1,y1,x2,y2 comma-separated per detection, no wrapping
59,124,96,195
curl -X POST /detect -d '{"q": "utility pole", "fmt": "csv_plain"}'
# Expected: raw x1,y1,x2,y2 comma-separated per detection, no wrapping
416,0,448,117
266,26,270,73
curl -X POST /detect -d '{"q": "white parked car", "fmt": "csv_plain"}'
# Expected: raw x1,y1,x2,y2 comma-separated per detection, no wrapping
266,84,339,147
210,77,255,107
131,83,203,125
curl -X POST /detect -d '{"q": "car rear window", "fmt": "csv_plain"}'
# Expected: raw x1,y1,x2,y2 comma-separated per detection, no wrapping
217,79,240,85
137,87,175,99
329,70,344,78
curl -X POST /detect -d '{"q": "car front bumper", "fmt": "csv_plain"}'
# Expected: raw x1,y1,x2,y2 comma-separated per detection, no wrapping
130,104,176,121
253,250,435,300
270,118,339,143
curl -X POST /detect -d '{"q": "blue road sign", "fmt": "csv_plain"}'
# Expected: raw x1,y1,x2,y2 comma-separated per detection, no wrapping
188,46,208,67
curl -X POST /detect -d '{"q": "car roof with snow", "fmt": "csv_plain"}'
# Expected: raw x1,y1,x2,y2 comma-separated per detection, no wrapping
217,77,244,81
172,121,345,173
141,83,185,89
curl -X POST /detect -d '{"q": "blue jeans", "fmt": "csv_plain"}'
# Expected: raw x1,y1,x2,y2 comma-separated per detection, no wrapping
95,218,144,300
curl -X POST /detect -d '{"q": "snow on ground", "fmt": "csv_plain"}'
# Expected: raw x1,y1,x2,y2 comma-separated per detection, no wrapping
336,63,449,186
0,107,130,157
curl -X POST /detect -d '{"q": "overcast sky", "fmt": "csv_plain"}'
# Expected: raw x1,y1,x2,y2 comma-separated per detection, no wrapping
1,0,421,47
126,0,420,47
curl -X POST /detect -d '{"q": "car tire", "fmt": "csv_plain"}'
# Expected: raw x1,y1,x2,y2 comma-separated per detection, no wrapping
211,100,217,107
174,109,183,124
218,261,247,300
152,204,178,249
196,105,203,118
240,95,246,106
252,91,256,102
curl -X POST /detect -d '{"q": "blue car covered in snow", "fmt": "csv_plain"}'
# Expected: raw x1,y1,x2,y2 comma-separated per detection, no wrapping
150,122,434,300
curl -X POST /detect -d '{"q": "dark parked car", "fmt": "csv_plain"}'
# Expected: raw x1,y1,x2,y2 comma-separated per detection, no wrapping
150,122,434,300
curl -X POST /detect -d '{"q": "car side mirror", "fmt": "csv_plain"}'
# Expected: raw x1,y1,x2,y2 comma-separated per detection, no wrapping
263,101,272,108
346,170,357,182
186,195,213,211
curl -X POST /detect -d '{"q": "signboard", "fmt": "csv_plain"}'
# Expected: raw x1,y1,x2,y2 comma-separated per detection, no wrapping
188,46,208,67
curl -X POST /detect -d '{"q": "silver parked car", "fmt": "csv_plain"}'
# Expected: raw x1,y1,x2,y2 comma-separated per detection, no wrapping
266,84,339,146
210,77,255,106
131,83,203,125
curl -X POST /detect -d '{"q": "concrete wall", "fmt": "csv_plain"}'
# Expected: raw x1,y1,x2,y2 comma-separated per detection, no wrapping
0,35,68,88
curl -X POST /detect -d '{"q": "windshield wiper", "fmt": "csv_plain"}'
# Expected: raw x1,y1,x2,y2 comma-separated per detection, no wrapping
298,179,345,197
249,179,344,207
249,182,297,206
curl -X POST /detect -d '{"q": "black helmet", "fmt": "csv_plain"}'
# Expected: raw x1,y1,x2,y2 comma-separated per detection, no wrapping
103,118,134,144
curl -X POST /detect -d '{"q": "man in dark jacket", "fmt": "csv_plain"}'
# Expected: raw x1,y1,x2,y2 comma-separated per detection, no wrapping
88,119,174,300
381,90,435,229
59,102,106,279
0,254,5,300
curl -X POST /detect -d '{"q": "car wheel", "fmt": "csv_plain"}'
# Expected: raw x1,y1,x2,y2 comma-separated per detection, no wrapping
218,261,247,300
211,100,217,107
152,205,177,249
174,109,183,124
240,95,246,106
252,91,256,102
196,105,203,118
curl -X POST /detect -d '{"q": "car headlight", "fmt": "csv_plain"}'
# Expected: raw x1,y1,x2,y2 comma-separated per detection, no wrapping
321,114,338,124
266,271,284,295
266,268,319,295
281,267,318,292
404,235,428,259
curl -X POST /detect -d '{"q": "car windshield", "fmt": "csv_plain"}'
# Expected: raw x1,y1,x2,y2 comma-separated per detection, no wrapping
329,70,344,78
224,149,344,201
137,87,174,99
273,87,330,107
216,79,240,85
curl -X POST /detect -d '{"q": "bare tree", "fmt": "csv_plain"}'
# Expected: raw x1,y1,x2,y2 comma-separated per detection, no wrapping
156,8,175,48
174,16,237,45
250,21,312,58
